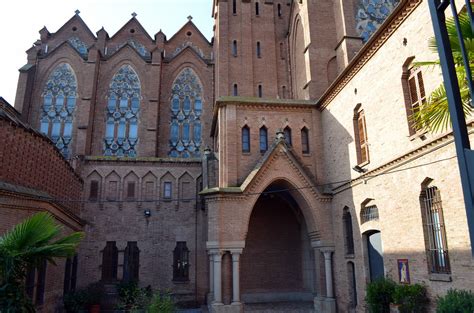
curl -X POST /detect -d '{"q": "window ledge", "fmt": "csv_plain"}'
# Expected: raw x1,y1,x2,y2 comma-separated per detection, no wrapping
429,273,452,282
242,152,251,156
172,279,190,284
302,153,311,157
409,130,428,141
345,254,355,259
357,160,370,167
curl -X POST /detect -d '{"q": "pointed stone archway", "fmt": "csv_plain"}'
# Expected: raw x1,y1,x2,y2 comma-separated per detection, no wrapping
204,138,336,313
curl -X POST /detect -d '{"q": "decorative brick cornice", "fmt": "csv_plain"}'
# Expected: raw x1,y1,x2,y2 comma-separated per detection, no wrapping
317,0,422,110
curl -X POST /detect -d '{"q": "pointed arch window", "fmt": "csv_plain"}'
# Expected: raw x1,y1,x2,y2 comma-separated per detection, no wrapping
242,125,250,153
233,84,239,96
258,85,263,98
104,65,141,157
169,68,204,158
259,126,268,153
284,126,292,146
40,63,77,158
343,208,355,255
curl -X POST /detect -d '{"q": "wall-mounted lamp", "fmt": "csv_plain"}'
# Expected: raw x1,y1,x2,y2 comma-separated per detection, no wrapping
352,165,368,174
144,209,151,218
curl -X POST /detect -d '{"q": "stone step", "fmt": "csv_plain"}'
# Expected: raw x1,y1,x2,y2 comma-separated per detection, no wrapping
244,301,315,313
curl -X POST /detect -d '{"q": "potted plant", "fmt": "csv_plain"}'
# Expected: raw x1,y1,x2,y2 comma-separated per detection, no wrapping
85,283,104,313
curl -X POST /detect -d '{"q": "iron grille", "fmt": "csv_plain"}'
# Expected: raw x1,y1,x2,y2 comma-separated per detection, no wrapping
361,205,379,224
421,186,451,274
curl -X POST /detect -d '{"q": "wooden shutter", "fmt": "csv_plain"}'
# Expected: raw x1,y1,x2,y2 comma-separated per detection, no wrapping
357,110,369,164
102,241,118,281
25,267,36,299
71,255,78,292
124,242,140,282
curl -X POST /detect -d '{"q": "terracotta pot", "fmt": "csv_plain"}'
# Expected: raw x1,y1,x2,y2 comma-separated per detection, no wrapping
89,304,100,313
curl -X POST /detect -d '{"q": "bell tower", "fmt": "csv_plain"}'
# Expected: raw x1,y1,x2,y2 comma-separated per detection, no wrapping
212,0,291,99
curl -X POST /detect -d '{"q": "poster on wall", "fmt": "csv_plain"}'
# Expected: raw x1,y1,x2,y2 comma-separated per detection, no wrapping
398,259,410,284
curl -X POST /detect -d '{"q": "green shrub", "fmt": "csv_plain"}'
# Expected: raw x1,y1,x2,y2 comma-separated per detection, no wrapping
436,289,474,313
393,283,429,313
63,283,104,312
366,277,396,313
116,281,152,310
148,290,175,313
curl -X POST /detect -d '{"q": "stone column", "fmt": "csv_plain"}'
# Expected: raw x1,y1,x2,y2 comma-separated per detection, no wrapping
231,251,241,304
323,250,334,298
209,251,215,295
213,251,223,304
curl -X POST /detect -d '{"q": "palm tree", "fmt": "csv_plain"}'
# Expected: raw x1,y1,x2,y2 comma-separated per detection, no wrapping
0,212,83,312
412,12,473,133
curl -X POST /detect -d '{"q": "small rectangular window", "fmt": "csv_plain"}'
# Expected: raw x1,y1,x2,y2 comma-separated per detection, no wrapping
278,3,282,17
233,84,238,96
233,0,237,14
258,85,263,98
126,181,136,200
89,180,99,201
257,42,261,58
256,2,260,15
164,182,172,199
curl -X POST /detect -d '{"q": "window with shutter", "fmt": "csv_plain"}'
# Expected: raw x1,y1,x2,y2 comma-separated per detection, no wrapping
164,182,172,199
145,181,154,200
406,68,426,135
107,181,118,201
123,242,140,282
354,107,369,165
63,258,72,295
101,241,118,282
25,267,36,299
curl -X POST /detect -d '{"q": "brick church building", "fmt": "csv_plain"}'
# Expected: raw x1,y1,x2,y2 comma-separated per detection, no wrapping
2,0,474,312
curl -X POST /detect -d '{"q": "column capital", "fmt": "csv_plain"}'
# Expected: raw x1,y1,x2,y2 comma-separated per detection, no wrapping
231,251,242,262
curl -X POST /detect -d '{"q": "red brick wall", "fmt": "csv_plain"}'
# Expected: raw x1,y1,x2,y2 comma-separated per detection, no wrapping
240,195,303,293
0,120,83,214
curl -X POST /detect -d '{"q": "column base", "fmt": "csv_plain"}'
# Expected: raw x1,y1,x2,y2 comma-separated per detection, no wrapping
314,296,336,313
209,302,243,313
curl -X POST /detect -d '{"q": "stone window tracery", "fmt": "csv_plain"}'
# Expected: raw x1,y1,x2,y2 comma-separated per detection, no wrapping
355,0,400,42
40,63,78,159
68,36,88,58
169,68,203,158
104,65,141,157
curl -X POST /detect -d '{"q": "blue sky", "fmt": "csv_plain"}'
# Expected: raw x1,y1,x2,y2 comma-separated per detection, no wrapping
0,0,214,105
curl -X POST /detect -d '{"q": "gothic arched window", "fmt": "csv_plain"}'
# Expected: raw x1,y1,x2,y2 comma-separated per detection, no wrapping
343,208,355,255
355,0,400,42
284,126,292,146
104,65,141,157
242,125,250,153
40,63,77,159
169,68,203,158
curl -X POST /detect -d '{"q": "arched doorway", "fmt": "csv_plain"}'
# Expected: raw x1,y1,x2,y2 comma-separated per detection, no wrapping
240,182,315,302
364,231,384,281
